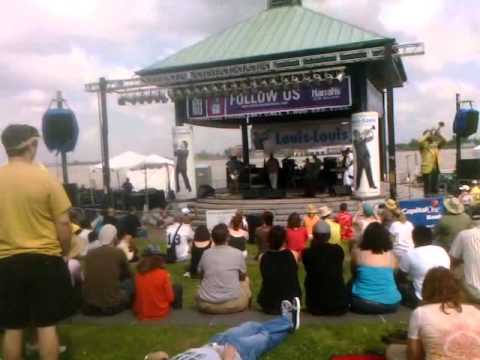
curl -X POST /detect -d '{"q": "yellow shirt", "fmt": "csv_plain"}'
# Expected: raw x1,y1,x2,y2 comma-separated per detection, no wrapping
0,162,71,258
471,186,480,205
325,219,341,244
303,215,319,237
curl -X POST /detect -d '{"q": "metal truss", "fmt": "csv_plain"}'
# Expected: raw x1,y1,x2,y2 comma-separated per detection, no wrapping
84,42,424,95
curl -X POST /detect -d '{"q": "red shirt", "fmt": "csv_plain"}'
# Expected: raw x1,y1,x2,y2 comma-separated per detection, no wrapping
336,211,354,241
133,269,174,320
286,227,308,253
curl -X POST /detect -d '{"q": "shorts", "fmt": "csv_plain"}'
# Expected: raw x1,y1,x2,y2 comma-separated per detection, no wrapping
0,253,75,329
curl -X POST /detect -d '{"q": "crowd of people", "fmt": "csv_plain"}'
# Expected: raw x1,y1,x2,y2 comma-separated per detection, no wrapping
1,124,480,360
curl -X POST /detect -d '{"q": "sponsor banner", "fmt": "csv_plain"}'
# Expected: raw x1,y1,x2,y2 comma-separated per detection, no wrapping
352,112,381,198
187,77,352,119
399,197,445,228
252,120,351,151
206,209,237,231
173,126,197,200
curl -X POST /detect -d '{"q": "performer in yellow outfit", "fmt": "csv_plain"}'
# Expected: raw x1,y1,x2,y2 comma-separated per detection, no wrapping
419,122,446,196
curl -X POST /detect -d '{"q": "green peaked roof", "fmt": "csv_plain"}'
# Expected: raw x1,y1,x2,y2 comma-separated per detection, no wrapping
139,5,391,75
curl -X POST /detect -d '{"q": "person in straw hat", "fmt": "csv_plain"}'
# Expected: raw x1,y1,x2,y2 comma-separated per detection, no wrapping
303,204,320,240
380,198,398,229
434,197,472,250
318,206,342,247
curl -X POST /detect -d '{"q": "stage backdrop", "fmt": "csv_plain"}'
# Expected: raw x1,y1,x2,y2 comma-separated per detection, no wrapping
187,77,352,120
352,112,381,198
251,119,352,151
173,126,197,200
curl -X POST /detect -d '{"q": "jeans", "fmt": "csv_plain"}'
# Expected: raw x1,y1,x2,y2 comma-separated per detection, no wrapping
350,296,399,314
210,315,292,360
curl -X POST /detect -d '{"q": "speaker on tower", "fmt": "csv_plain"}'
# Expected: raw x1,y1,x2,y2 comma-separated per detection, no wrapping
453,108,479,138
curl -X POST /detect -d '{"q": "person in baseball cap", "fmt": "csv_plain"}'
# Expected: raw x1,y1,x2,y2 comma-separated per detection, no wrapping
302,220,349,315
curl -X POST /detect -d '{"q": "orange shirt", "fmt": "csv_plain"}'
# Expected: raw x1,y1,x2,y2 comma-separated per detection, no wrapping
133,269,174,320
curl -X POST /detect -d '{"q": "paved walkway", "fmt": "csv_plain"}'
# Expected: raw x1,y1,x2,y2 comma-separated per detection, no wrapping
67,307,411,327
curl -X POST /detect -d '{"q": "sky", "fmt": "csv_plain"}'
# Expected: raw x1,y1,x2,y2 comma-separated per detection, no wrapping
1,0,479,164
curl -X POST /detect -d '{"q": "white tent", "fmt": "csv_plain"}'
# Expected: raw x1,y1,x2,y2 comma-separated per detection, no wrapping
90,151,146,171
90,152,175,192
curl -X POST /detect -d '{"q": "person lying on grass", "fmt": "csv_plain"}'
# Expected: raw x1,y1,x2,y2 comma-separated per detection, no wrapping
144,297,300,360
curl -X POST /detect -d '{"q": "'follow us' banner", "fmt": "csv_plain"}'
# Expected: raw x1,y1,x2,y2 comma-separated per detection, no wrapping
187,77,352,119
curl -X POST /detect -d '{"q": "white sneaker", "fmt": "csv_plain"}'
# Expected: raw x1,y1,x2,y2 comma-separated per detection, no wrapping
183,271,191,278
281,297,300,332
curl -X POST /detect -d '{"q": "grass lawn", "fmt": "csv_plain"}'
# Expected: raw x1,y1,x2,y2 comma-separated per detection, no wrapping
47,322,402,360
17,229,406,359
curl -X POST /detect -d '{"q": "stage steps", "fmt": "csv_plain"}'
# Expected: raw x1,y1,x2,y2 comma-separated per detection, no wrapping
188,195,362,227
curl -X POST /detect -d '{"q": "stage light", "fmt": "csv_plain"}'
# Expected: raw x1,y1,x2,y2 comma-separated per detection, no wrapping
220,83,229,95
313,73,323,84
201,86,210,96
211,85,220,96
325,73,334,81
260,79,269,91
130,95,137,105
335,71,345,82
240,82,249,93
184,88,193,97
250,80,259,94
175,89,185,100
282,77,291,89
302,74,312,86
194,87,202,97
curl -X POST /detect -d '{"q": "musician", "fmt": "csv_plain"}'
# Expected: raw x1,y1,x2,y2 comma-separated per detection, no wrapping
419,122,446,196
226,156,243,194
353,127,377,190
342,147,354,189
282,153,296,189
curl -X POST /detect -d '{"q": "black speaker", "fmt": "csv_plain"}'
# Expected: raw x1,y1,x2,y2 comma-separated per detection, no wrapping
42,108,79,153
63,183,79,207
453,109,478,137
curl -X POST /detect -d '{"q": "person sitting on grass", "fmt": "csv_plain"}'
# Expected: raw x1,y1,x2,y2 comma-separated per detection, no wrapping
353,203,380,244
350,222,401,314
318,206,342,247
133,246,175,321
115,226,139,263
165,210,194,263
303,221,349,316
397,226,450,309
303,204,319,240
286,212,309,257
228,213,249,257
82,224,134,316
185,225,212,278
255,211,274,259
196,224,251,314
388,208,414,260
144,298,301,360
335,202,354,247
257,226,302,314
405,267,480,360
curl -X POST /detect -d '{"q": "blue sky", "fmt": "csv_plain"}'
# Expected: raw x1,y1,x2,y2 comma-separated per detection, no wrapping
0,0,478,164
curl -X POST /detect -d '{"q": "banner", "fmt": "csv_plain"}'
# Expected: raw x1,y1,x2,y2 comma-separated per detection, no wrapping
252,120,351,151
399,197,445,228
187,77,352,119
206,209,236,231
173,126,197,200
352,112,381,198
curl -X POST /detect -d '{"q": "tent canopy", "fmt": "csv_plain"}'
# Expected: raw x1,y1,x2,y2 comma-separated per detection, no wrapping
91,152,174,172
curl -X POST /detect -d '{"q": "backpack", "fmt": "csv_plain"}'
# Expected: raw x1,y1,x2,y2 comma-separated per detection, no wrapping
166,224,182,264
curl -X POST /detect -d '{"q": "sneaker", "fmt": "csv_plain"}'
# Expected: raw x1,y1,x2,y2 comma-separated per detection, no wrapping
292,297,301,331
183,271,191,278
281,297,301,332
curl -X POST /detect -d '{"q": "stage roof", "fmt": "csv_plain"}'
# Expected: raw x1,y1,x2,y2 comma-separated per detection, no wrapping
138,4,393,76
